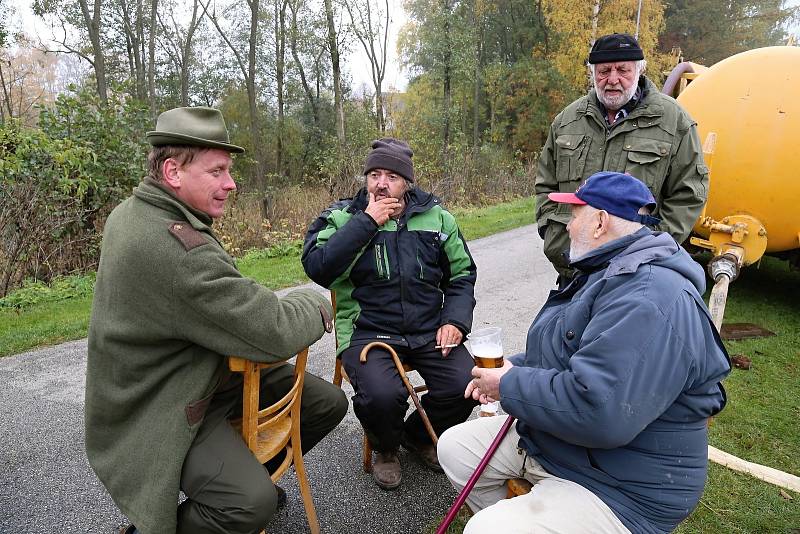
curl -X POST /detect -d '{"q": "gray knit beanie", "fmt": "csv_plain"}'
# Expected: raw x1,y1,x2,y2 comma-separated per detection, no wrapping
363,138,414,182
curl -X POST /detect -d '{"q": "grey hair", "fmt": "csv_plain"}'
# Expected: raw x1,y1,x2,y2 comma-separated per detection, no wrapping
589,59,647,79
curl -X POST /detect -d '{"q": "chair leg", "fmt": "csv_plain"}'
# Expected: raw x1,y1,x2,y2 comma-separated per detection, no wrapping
292,445,320,534
362,434,373,473
333,358,344,387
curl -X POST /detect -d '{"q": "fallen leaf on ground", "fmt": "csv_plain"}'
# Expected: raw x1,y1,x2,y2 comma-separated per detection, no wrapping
779,489,793,500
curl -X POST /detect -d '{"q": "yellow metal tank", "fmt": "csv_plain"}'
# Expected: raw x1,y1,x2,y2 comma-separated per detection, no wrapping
677,46,800,267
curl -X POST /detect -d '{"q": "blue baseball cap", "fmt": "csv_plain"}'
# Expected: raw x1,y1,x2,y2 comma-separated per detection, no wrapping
548,171,662,226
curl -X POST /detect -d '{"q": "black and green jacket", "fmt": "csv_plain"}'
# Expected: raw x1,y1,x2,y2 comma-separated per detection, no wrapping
302,187,476,355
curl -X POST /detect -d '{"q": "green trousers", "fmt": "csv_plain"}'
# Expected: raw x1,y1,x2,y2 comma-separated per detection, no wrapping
177,364,348,534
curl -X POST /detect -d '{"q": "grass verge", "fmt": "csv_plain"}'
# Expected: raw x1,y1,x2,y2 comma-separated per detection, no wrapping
0,196,535,357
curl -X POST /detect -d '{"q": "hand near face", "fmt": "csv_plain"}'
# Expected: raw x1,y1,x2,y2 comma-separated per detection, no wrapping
365,192,402,226
465,360,514,403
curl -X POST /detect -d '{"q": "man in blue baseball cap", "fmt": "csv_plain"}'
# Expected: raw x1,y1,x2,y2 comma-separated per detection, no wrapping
438,171,730,533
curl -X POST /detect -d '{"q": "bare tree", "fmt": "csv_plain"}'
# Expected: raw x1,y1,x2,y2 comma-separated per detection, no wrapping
113,0,147,99
157,0,204,106
147,0,157,117
343,0,389,132
33,0,109,104
323,0,345,144
203,0,267,189
441,0,452,170
274,0,288,176
288,0,319,130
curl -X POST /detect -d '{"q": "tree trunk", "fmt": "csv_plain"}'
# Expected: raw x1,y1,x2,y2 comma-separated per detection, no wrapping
247,0,265,189
147,0,158,117
180,0,201,107
275,0,287,178
78,0,108,105
591,0,600,45
472,8,484,148
441,0,452,171
289,0,319,129
324,0,345,145
344,0,389,133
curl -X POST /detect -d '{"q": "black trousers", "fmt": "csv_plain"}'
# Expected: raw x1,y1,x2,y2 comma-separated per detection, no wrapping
341,342,477,453
176,364,348,534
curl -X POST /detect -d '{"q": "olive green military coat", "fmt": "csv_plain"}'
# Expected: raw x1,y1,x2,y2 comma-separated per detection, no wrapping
85,179,331,534
535,76,709,271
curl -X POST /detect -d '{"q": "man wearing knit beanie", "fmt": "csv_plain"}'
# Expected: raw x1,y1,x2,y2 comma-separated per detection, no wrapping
303,138,479,490
534,32,708,287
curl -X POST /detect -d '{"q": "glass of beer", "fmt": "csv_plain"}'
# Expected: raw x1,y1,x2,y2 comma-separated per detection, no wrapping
467,327,504,368
467,327,504,416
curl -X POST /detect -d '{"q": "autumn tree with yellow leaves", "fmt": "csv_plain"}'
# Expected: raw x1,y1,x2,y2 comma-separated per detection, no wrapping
540,0,670,91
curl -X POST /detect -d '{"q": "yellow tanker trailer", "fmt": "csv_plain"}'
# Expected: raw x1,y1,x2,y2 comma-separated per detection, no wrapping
665,46,800,327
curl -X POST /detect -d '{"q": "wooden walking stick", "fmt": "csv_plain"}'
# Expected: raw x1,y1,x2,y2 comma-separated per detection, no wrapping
436,415,517,534
359,341,438,445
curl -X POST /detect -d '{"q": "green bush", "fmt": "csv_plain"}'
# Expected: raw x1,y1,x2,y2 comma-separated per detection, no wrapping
0,274,96,309
0,86,150,297
0,122,95,296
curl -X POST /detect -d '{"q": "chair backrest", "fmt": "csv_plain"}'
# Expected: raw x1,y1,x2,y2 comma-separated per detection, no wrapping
228,349,308,474
228,349,320,533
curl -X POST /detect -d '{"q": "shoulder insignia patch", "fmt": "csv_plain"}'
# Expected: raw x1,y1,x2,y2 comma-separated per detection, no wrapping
169,222,208,251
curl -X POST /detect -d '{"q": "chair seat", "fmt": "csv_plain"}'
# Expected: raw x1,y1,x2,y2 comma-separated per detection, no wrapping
230,417,292,468
506,477,533,497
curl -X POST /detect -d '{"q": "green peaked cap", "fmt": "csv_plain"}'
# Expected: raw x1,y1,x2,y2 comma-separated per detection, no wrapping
146,106,245,153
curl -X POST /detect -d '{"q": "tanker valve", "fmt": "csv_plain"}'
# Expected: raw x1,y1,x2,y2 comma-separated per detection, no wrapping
708,250,741,283
708,220,749,243
707,249,743,333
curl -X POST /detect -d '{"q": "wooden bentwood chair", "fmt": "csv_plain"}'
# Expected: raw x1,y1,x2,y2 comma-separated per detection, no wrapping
228,349,320,534
330,291,434,473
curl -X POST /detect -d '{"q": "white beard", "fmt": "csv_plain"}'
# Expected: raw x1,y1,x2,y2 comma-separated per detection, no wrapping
568,231,594,262
597,80,638,111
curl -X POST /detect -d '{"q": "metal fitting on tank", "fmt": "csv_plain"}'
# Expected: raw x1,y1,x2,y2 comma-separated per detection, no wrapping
708,252,740,282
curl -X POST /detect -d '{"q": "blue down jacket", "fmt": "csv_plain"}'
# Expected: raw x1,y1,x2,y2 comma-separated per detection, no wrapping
500,228,730,533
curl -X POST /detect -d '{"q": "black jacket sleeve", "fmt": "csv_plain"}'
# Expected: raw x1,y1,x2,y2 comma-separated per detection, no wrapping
301,202,378,288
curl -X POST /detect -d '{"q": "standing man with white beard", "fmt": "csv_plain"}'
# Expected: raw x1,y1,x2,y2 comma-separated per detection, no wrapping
535,33,709,284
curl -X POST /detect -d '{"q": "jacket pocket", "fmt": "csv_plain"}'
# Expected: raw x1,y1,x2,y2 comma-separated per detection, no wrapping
414,231,442,282
555,134,590,187
374,242,391,280
623,136,671,193
185,390,215,427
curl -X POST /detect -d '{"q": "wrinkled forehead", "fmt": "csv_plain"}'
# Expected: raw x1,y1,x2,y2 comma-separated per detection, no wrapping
570,203,596,218
594,60,638,72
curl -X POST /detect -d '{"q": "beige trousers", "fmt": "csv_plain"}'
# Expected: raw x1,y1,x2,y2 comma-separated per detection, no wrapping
437,416,631,534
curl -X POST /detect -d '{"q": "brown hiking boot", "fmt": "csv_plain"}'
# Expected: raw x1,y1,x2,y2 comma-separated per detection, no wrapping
372,450,402,490
401,433,443,472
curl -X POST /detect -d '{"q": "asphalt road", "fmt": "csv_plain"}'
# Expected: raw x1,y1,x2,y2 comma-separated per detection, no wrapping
0,224,557,534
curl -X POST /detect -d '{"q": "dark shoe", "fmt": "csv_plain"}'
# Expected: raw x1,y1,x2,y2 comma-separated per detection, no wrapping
372,450,402,490
401,433,443,473
119,526,138,534
275,484,287,511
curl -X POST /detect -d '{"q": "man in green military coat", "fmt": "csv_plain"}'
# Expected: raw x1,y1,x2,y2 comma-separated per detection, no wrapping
85,106,348,534
535,33,709,282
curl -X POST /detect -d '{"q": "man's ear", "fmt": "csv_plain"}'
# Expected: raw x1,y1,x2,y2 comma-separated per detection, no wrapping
594,210,610,238
162,158,181,188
